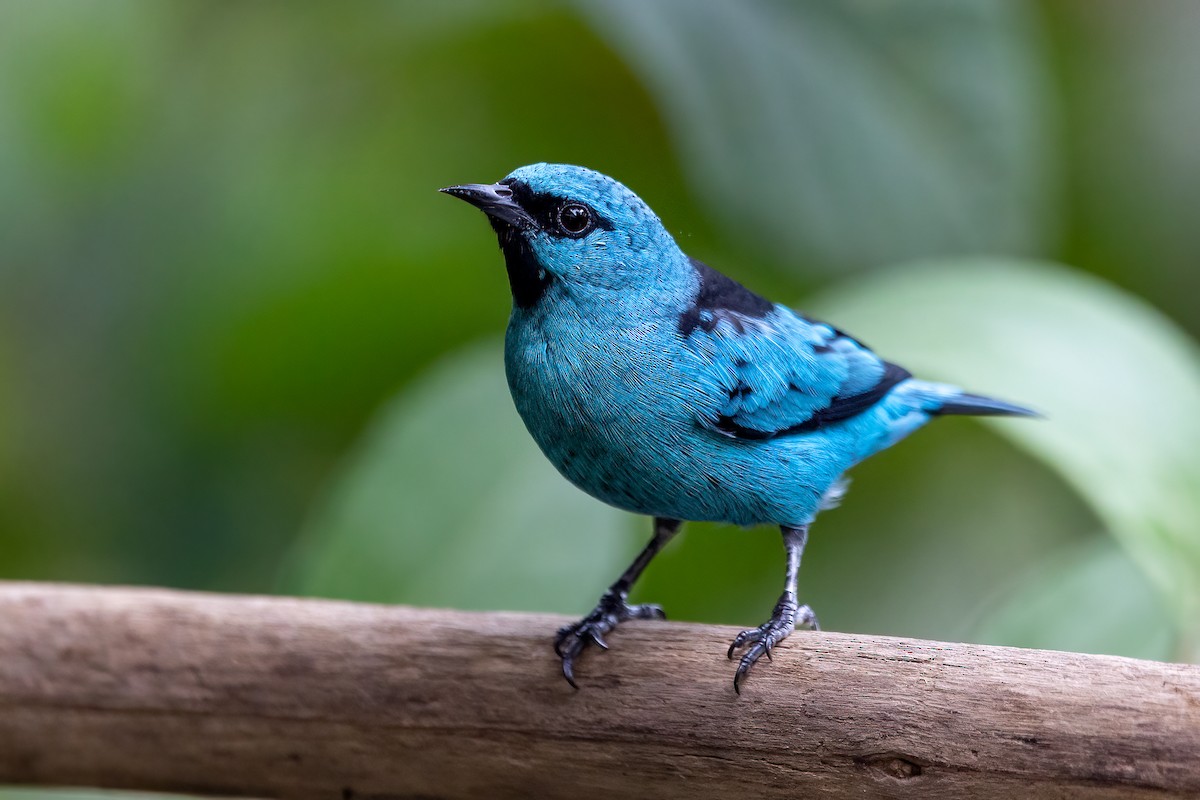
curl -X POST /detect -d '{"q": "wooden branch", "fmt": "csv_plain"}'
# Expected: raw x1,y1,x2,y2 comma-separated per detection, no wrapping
0,583,1198,799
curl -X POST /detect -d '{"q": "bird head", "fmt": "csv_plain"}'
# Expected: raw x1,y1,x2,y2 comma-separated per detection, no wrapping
441,163,690,311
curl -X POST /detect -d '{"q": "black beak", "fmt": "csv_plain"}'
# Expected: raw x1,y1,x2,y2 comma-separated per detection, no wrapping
440,182,533,229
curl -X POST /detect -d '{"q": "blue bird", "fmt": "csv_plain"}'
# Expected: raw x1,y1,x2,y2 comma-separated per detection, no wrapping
442,164,1035,692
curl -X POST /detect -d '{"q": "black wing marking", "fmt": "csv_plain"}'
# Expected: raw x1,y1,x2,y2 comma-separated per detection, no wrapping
713,360,912,441
678,256,913,440
678,257,775,337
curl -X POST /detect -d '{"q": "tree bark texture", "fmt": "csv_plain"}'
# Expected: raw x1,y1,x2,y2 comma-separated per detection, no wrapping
0,582,1197,799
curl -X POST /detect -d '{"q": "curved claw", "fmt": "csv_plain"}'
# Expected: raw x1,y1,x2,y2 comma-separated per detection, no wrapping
733,641,771,694
562,656,579,690
727,628,759,659
733,668,746,694
727,597,817,694
553,628,574,658
627,603,666,621
553,592,666,688
727,635,744,660
730,641,769,692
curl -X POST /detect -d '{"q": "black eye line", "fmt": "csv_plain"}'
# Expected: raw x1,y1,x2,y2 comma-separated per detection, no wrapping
501,180,614,237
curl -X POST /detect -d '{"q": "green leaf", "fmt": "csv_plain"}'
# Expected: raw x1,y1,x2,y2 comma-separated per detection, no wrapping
572,0,1055,271
282,342,635,613
972,535,1174,660
814,258,1200,659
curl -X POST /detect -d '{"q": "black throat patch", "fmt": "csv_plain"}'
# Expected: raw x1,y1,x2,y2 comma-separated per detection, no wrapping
491,219,552,309
678,256,775,336
487,179,615,309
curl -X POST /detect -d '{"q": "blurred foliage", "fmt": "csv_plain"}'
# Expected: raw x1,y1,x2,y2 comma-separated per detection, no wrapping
817,260,1200,642
973,535,1173,661
4,0,1200,716
575,0,1056,271
284,342,634,611
0,0,710,589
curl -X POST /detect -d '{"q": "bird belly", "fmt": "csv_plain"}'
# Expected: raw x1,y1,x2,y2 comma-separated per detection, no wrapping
504,322,847,526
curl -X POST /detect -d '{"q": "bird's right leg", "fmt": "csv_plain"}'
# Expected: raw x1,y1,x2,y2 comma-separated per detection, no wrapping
727,523,819,693
555,516,681,688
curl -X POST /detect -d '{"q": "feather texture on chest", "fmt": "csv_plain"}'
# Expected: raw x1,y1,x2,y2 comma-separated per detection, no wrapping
505,310,685,434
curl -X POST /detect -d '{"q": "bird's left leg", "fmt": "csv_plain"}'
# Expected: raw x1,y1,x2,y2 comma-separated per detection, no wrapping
727,523,819,693
555,517,681,688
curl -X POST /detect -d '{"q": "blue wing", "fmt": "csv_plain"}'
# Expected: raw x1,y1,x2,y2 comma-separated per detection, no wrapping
678,258,1033,441
684,300,909,440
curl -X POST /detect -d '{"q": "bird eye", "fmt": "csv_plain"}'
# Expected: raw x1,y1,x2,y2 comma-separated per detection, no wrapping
556,203,593,236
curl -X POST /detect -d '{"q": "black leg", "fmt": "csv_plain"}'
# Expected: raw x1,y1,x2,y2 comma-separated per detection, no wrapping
727,524,819,694
555,517,681,688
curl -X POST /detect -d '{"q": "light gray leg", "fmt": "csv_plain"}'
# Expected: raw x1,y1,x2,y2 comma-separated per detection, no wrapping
727,523,819,694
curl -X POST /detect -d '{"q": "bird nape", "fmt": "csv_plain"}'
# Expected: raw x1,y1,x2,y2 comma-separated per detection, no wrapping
441,163,1037,694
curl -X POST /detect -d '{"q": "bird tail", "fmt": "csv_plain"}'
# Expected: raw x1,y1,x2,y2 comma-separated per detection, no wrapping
847,380,1036,467
930,391,1040,419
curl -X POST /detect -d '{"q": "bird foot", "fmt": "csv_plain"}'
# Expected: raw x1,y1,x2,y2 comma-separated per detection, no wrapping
727,596,818,694
554,590,664,688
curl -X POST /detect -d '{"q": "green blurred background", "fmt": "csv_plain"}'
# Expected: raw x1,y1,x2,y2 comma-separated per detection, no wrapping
3,0,1200,678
